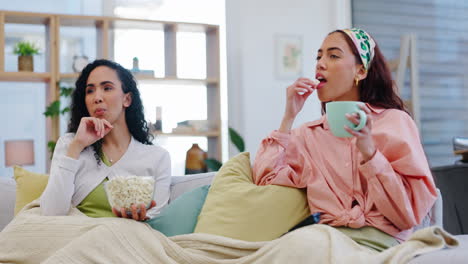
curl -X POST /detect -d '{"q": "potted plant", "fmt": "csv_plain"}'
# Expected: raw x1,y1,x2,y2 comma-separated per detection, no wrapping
13,41,40,71
205,127,245,171
43,83,74,157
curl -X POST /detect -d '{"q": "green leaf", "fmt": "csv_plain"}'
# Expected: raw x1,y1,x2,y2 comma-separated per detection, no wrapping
61,107,70,115
229,127,245,152
13,41,40,56
205,158,223,171
43,100,61,117
60,87,74,97
47,140,57,159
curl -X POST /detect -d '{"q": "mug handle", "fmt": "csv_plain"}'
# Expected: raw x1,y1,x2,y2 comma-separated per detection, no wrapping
352,110,367,131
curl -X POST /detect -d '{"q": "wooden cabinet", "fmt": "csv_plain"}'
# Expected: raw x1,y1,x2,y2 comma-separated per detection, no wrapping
0,10,222,162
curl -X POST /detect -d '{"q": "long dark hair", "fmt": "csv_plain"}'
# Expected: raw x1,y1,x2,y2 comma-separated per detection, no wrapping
322,30,407,114
68,59,153,164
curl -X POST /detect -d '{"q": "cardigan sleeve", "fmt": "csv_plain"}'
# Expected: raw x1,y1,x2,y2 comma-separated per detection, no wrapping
40,134,81,216
146,148,172,219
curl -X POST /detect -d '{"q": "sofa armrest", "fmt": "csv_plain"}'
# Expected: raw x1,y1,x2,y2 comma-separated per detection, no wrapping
169,172,215,203
0,177,16,231
414,188,443,231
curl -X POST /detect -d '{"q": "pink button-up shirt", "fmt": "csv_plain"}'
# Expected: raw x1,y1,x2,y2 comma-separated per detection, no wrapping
253,105,437,241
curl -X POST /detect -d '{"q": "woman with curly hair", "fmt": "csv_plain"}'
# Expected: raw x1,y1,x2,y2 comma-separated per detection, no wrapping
41,59,171,221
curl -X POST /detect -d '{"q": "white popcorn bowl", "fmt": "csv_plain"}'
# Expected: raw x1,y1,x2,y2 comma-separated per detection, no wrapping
104,176,155,214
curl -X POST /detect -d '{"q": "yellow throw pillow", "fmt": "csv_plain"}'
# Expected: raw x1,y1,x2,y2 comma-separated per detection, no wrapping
194,152,310,242
13,166,49,215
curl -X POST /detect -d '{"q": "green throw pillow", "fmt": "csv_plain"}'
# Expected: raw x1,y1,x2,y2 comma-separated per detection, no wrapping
146,185,210,237
194,152,310,242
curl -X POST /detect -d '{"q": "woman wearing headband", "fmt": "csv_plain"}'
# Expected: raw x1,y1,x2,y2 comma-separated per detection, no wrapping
253,28,437,250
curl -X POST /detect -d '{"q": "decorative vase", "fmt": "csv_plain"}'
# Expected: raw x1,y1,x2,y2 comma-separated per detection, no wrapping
18,55,33,71
153,106,162,131
185,143,207,174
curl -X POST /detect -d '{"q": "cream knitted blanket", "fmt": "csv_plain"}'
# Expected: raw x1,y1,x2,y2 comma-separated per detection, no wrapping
0,201,458,264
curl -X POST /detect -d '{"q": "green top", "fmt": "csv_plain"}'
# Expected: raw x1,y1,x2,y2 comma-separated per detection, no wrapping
76,152,115,218
335,226,399,252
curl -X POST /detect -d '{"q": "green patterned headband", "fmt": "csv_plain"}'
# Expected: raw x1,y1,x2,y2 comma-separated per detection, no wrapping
340,28,375,70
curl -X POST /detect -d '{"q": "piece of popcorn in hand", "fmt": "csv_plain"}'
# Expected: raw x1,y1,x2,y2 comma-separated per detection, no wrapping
297,78,320,95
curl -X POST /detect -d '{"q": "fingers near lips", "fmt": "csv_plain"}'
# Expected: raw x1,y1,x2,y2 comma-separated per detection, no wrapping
103,119,113,130
295,79,317,95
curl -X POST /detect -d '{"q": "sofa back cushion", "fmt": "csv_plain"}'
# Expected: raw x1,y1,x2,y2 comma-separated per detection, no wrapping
13,166,49,215
194,152,310,242
169,172,215,202
146,184,210,236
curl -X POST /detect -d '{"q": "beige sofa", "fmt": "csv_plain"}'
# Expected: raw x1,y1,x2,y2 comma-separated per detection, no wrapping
0,172,215,231
0,171,466,263
0,172,443,232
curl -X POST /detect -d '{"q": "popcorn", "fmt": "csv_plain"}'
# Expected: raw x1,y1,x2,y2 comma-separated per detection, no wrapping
297,78,320,95
105,176,155,210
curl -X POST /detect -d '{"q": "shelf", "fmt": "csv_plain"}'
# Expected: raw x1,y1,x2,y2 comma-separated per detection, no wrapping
59,73,80,80
152,130,220,137
58,14,106,27
0,10,222,162
59,73,219,85
0,72,51,82
136,76,219,85
108,17,215,31
4,11,51,25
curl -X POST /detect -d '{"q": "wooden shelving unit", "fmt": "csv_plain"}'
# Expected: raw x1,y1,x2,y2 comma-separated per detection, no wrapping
0,71,51,82
0,10,222,162
152,130,220,137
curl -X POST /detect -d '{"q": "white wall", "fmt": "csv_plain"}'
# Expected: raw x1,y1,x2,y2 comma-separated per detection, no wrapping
226,0,351,159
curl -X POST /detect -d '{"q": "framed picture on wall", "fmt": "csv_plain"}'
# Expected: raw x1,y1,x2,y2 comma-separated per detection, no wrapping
275,34,303,79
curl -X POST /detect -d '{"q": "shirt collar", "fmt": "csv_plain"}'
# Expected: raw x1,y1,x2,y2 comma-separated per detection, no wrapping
306,103,385,130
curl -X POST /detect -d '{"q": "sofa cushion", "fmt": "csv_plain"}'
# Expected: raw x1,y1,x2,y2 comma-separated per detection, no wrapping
13,166,49,215
146,185,210,236
169,172,215,202
194,152,310,242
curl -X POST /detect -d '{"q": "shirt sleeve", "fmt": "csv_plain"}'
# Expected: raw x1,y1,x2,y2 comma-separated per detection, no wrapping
358,111,437,230
40,134,81,216
253,129,310,188
146,149,171,219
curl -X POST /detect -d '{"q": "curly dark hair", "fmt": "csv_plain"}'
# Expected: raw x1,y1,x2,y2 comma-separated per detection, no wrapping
68,59,153,164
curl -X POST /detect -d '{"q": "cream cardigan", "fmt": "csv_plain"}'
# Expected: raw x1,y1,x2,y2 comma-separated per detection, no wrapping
40,133,171,219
